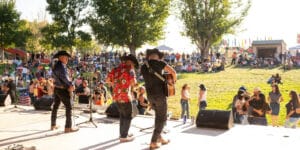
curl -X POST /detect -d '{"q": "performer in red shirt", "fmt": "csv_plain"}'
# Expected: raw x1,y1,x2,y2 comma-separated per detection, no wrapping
106,54,138,142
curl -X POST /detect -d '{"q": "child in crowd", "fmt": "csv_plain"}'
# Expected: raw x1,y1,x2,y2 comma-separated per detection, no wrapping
137,86,148,115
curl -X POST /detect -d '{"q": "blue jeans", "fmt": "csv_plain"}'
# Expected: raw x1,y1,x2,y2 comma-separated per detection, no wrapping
284,117,300,128
180,99,189,118
248,117,268,126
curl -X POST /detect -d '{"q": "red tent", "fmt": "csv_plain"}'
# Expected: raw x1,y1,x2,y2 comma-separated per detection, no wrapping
4,48,27,58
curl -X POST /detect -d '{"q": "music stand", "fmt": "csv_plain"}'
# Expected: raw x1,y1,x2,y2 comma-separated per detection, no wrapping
76,79,97,128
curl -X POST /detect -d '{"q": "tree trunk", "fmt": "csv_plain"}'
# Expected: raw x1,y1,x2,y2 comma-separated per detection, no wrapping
128,45,136,56
200,47,209,61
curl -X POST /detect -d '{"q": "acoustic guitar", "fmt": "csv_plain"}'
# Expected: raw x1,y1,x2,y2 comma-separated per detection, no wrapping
164,73,175,97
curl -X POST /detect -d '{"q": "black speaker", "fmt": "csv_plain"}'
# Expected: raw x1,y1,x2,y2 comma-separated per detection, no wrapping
33,97,54,111
196,109,234,129
105,103,119,118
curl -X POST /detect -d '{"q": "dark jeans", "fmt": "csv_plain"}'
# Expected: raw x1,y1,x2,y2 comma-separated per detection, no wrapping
199,101,207,110
9,91,16,104
148,95,167,143
29,93,36,104
51,88,72,128
116,102,132,138
248,116,267,126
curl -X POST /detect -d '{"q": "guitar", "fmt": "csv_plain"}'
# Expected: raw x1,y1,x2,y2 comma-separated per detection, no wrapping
164,73,175,97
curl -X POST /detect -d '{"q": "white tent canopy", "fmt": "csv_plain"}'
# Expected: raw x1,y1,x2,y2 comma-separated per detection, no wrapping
289,45,300,50
155,44,174,51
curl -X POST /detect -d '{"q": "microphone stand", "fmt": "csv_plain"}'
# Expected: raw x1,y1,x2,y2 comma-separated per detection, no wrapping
76,78,97,128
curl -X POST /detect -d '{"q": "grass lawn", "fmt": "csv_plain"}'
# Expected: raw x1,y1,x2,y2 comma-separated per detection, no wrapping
167,66,300,126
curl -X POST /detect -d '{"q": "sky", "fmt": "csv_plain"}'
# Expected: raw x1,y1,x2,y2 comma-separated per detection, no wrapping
15,0,300,52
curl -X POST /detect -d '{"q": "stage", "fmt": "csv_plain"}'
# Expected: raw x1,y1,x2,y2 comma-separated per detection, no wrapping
0,105,300,150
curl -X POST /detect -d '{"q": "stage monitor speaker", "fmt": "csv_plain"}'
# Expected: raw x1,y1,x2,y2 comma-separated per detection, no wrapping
196,109,233,129
105,102,119,118
34,97,54,111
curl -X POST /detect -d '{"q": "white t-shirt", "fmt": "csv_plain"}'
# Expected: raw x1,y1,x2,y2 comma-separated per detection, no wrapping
198,90,207,102
182,89,190,99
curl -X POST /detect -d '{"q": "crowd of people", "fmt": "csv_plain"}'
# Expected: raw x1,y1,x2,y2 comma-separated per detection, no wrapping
231,84,300,128
1,48,300,149
231,51,300,69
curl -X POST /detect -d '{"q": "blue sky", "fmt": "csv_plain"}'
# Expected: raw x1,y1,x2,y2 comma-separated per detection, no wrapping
15,0,300,52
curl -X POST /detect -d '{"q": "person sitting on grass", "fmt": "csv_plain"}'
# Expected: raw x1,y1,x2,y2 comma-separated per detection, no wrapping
274,73,282,84
267,75,275,84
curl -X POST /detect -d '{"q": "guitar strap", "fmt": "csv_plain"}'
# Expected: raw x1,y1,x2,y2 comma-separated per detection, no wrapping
144,61,166,82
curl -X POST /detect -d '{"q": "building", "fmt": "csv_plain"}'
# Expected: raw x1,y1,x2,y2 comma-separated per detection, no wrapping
252,40,286,59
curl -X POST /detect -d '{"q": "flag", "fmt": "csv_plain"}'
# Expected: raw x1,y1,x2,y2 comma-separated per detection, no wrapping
297,34,300,44
241,40,245,48
234,39,237,47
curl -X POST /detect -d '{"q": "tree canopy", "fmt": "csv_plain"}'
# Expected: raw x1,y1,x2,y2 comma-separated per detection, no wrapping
90,0,170,55
43,0,91,51
180,0,251,60
0,0,31,60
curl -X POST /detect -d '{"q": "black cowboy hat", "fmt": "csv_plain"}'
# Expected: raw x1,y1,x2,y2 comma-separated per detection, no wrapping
53,50,71,58
146,48,164,59
121,54,139,68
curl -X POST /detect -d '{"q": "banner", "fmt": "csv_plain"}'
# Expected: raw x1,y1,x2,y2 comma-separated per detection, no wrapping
297,34,300,44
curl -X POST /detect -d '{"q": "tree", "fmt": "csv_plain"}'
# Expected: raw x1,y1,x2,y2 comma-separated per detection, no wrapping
0,0,32,60
180,0,250,60
26,20,48,53
43,0,91,51
90,0,170,55
13,20,32,49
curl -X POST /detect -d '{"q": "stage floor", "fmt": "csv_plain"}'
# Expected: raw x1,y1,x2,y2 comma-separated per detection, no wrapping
1,105,300,150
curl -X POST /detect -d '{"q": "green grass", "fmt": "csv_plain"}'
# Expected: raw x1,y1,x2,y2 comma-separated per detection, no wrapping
168,66,300,126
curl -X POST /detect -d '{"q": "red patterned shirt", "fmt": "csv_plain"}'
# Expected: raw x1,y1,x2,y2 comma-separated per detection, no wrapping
107,63,136,103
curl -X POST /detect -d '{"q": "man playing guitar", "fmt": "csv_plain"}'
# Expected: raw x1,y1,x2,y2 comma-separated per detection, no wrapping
141,48,177,149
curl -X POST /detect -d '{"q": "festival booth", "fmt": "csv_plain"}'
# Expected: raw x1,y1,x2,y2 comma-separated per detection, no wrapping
252,40,286,64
